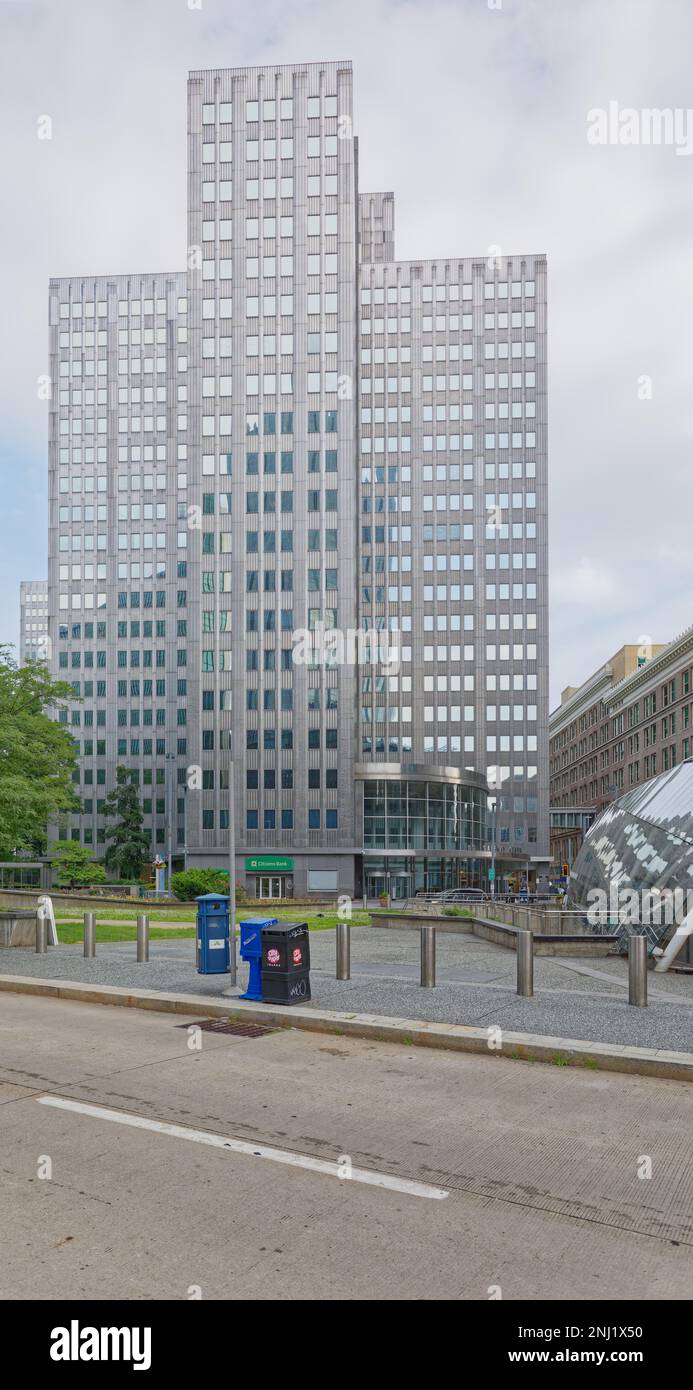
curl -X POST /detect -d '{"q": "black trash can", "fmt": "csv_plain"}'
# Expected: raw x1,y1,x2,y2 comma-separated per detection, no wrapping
261,921,311,1004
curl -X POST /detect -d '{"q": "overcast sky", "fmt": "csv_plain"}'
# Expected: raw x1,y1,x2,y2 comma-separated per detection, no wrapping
1,0,691,707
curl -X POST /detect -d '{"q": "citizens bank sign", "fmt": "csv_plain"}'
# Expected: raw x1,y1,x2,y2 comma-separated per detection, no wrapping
245,856,294,872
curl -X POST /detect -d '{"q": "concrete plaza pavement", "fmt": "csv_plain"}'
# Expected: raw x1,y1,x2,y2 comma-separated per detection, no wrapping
0,992,691,1301
2,925,693,1050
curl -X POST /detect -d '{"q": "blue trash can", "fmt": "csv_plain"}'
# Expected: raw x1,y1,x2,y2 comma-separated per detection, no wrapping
196,893,230,974
239,916,278,1000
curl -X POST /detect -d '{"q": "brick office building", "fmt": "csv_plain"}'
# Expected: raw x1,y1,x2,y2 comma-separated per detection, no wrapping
548,633,693,866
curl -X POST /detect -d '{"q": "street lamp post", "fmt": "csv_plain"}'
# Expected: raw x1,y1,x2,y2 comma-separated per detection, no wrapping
227,760,237,987
165,752,175,894
167,808,172,897
489,797,497,898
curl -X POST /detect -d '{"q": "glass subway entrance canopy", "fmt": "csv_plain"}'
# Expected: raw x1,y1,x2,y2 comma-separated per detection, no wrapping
568,761,693,947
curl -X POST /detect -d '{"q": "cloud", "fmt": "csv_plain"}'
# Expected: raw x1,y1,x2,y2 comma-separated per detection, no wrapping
0,0,691,707
552,559,619,606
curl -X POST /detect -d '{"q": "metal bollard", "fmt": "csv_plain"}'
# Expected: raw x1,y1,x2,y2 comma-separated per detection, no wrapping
336,920,351,980
83,911,96,958
136,913,150,963
516,929,534,997
420,924,436,987
628,934,648,1007
35,907,47,954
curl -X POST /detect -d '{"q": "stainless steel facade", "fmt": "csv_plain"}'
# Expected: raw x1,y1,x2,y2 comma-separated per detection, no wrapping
358,191,395,264
19,579,48,662
46,60,549,889
184,61,359,895
358,252,549,870
47,272,189,856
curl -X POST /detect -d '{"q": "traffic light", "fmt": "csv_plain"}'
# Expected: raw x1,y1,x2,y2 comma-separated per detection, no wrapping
562,863,570,878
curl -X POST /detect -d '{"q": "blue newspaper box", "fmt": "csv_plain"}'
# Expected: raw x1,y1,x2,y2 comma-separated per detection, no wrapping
239,916,278,1000
196,893,230,974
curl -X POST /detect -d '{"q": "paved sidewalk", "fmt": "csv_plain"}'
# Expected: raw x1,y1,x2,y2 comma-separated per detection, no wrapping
2,926,692,1051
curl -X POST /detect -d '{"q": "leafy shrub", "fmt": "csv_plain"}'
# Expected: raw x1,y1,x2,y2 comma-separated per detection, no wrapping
172,869,229,901
49,841,106,888
171,869,247,902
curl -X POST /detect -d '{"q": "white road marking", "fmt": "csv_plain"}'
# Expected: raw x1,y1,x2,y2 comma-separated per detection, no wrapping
37,1096,448,1201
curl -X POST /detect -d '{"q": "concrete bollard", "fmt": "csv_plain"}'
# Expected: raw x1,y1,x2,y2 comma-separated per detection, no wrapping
336,920,351,980
420,924,436,987
628,934,648,1007
516,929,534,997
35,907,48,954
136,913,149,963
83,911,96,958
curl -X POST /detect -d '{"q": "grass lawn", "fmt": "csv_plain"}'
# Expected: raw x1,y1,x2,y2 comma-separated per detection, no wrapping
55,907,197,925
55,906,372,944
57,922,196,944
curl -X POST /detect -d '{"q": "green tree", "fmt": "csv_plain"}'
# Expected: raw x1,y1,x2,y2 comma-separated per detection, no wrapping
49,840,106,888
102,766,151,879
0,647,79,859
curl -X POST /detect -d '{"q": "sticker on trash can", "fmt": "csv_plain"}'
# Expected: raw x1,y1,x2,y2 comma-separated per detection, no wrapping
209,939,225,950
267,947,280,965
292,947,302,965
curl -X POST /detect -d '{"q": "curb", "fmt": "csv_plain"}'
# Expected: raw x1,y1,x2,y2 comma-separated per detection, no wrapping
0,972,691,1082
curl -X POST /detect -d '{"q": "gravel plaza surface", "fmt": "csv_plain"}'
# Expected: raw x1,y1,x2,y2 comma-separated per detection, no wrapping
2,924,693,1052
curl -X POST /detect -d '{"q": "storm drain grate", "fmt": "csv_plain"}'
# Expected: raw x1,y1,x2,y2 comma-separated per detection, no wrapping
176,1018,278,1039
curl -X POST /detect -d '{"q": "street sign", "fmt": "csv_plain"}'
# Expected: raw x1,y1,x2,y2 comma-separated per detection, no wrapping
488,868,496,881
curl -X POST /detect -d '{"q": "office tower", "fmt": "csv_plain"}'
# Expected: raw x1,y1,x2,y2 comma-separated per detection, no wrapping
184,60,359,897
47,272,189,858
19,579,49,662
47,60,548,895
355,245,547,897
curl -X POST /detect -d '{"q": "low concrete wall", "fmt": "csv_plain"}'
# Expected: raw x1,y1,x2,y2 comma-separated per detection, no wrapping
372,910,474,934
471,917,614,957
0,887,168,914
0,910,38,947
370,910,616,957
0,887,342,915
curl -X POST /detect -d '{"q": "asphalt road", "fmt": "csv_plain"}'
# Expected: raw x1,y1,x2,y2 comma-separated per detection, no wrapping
0,993,691,1301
